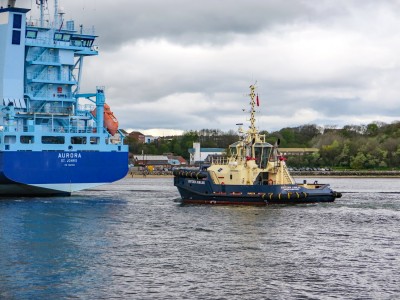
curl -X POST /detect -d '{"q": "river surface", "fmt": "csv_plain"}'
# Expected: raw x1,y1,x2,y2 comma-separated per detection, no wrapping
0,177,399,299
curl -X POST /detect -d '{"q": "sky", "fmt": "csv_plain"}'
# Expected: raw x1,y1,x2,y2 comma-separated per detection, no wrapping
9,0,400,136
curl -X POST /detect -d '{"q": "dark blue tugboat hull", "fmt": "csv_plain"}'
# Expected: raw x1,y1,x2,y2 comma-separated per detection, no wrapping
174,175,340,205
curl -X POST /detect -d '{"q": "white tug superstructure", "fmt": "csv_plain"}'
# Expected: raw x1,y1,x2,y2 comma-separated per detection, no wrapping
207,84,295,187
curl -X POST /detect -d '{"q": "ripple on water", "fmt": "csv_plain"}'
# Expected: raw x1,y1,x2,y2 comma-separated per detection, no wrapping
0,177,399,299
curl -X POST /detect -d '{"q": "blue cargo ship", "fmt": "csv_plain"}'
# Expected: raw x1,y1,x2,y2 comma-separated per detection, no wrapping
0,1,128,196
174,84,342,205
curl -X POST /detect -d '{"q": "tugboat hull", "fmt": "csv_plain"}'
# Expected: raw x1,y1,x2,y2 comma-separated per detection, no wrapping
174,173,341,205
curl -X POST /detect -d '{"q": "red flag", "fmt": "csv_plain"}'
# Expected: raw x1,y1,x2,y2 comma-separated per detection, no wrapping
256,94,260,106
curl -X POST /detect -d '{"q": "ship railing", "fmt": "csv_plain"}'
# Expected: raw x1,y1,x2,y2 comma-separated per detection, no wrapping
78,104,96,110
27,105,73,115
27,19,96,35
76,104,96,114
19,125,100,134
60,126,98,134
27,90,74,99
29,71,60,81
68,126,106,134
25,37,95,50
236,156,247,165
25,37,55,47
29,54,60,64
75,110,91,117
210,157,229,165
26,19,55,29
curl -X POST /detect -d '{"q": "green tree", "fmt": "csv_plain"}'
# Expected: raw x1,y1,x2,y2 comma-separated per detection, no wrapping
350,152,366,169
320,140,342,166
366,123,379,136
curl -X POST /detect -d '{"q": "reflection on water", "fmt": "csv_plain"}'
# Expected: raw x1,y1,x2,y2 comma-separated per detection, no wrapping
0,177,399,299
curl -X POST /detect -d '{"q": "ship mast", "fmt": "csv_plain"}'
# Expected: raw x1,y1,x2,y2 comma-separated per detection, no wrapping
36,0,46,27
53,0,58,28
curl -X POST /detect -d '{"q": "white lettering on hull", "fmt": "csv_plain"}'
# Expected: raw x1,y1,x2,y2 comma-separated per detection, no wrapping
58,152,82,167
282,185,300,191
58,153,82,159
188,179,205,185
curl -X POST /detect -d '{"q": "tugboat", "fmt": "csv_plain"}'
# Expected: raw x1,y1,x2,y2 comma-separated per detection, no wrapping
173,84,342,205
0,1,128,196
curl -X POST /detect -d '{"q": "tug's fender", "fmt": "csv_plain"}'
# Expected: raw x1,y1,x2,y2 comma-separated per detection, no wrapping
173,170,208,179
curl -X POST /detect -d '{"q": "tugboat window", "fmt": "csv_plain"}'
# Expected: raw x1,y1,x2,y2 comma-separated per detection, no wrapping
230,147,237,156
254,143,271,168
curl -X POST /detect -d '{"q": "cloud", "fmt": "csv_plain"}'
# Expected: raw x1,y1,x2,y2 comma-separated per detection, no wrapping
60,0,313,49
21,0,400,133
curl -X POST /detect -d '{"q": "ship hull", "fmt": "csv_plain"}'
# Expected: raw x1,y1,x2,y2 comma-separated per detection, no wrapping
0,151,128,196
174,174,340,205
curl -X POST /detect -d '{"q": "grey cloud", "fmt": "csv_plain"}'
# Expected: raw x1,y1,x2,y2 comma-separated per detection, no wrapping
23,0,400,132
65,0,399,50
60,0,315,49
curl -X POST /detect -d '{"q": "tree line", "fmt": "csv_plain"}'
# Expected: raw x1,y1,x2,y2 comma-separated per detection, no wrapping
125,121,400,170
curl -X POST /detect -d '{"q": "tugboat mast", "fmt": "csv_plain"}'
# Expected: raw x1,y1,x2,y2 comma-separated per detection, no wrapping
249,84,257,138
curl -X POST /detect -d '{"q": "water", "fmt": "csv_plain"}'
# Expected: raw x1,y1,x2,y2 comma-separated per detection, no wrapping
1,177,399,299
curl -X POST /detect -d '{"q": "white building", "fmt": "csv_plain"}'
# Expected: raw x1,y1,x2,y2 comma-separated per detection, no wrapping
188,142,225,165
145,135,158,143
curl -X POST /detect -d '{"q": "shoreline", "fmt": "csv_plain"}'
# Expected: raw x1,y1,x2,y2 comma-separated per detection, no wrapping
125,174,174,179
125,172,400,179
291,171,400,178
